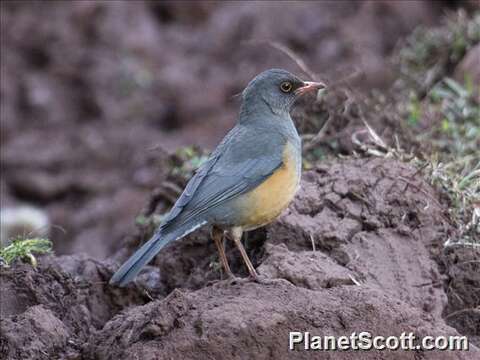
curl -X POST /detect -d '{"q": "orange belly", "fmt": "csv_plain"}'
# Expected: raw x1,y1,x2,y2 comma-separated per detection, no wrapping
235,142,300,230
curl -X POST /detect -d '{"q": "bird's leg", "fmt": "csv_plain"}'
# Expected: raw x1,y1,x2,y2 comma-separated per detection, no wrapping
211,226,234,279
230,227,259,280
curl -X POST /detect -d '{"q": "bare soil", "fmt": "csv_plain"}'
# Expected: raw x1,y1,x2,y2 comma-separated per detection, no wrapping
1,1,479,359
2,158,479,359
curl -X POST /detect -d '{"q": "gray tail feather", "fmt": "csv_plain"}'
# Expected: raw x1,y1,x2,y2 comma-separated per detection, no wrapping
109,220,207,287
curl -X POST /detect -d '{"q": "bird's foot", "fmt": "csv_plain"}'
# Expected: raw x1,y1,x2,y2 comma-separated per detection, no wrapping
249,273,275,285
208,273,245,287
224,271,240,284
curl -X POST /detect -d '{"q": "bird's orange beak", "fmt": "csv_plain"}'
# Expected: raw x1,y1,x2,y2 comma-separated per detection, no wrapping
295,81,326,96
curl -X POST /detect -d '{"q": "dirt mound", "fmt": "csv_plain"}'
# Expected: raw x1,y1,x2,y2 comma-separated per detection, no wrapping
1,158,478,358
0,255,148,359
124,158,451,316
265,158,453,317
89,281,474,360
95,157,479,357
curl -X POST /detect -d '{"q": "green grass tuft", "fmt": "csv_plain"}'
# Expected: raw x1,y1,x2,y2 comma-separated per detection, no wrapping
0,237,53,267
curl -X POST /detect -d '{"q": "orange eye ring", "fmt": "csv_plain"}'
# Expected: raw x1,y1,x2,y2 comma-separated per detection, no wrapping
280,81,293,93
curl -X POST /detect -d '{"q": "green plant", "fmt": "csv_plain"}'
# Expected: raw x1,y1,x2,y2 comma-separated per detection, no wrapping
424,78,480,156
420,154,479,246
395,14,480,246
0,238,53,267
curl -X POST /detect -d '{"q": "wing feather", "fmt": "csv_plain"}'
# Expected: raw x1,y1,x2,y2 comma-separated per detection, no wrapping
161,125,286,229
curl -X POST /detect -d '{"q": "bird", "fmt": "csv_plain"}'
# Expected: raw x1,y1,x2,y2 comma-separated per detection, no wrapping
110,68,325,287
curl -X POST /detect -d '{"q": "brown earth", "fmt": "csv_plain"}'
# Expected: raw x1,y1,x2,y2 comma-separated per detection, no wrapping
2,158,479,359
89,282,468,360
1,1,479,360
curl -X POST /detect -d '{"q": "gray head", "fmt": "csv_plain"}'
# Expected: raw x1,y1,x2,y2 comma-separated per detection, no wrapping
240,68,325,119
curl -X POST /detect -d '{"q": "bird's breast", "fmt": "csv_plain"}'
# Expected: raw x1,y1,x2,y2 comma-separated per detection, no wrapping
234,141,301,230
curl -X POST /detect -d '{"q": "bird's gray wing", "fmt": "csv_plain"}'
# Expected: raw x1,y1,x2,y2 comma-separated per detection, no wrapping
161,151,220,225
161,125,286,229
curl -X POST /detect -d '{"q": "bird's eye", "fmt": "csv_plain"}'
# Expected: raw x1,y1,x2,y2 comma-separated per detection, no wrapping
280,81,293,93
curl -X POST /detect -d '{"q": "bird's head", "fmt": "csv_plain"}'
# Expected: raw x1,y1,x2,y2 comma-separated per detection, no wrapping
240,68,326,118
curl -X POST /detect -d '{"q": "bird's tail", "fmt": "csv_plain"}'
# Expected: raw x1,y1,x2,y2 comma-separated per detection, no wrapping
109,220,207,287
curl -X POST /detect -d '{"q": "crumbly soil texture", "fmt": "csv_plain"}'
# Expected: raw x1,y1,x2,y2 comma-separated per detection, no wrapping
1,1,479,360
2,158,479,359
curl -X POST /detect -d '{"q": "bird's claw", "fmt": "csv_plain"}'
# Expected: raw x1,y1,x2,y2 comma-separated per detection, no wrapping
249,273,274,285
